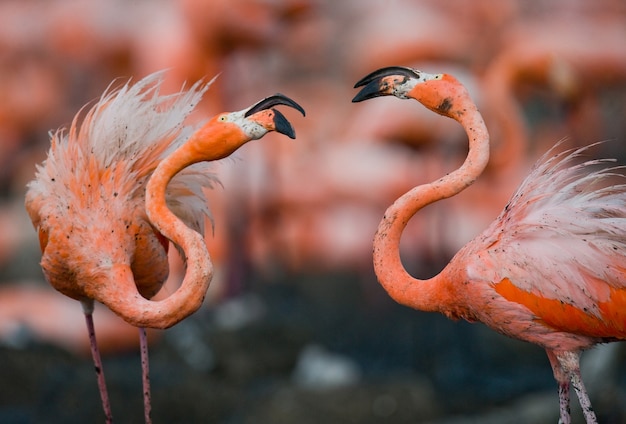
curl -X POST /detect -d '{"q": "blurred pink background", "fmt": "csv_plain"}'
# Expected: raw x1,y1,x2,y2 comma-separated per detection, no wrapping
0,0,625,422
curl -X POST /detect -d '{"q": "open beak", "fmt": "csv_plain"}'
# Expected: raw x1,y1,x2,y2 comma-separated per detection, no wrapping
245,93,306,139
352,66,420,102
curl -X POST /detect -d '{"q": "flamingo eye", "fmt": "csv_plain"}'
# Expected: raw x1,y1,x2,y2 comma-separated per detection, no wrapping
219,115,227,122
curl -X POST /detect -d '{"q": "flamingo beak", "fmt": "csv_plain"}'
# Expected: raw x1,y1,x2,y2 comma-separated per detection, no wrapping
245,93,306,139
352,66,420,102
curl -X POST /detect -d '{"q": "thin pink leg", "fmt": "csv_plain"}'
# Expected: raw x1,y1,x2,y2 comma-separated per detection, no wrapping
82,301,113,424
554,350,598,424
139,327,152,424
557,381,571,424
547,350,571,424
568,364,598,424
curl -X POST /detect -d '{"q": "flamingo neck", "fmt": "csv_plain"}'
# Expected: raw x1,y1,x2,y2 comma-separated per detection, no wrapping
85,127,251,329
123,143,212,327
87,141,213,329
145,124,248,252
373,102,489,312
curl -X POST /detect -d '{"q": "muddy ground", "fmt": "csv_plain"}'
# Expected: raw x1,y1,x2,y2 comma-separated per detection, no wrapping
1,270,625,424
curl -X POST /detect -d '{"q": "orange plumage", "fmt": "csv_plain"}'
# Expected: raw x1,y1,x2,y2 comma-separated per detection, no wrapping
25,71,304,423
353,66,626,424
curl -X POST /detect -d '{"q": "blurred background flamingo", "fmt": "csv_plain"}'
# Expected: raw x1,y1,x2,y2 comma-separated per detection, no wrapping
1,0,626,422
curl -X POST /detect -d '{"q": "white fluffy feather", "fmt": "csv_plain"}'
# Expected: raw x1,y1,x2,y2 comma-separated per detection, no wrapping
27,71,219,235
474,142,626,316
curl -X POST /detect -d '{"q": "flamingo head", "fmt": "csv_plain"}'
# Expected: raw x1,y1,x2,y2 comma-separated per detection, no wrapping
187,93,305,160
241,93,306,139
352,66,469,118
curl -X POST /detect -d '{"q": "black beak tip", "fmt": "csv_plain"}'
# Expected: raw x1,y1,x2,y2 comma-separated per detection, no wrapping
352,66,421,102
354,66,419,87
246,93,306,118
281,94,306,117
273,109,297,139
352,80,386,103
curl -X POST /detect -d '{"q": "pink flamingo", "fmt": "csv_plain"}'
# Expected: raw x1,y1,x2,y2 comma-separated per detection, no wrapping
25,71,304,423
353,66,626,424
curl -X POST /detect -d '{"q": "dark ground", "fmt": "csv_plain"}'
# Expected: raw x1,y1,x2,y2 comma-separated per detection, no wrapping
1,271,625,424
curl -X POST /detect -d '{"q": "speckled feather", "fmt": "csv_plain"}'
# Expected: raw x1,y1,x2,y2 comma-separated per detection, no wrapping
26,72,219,238
467,142,626,324
25,72,220,302
355,66,618,423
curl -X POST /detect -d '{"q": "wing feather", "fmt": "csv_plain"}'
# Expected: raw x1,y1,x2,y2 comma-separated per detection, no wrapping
471,142,626,317
26,71,219,235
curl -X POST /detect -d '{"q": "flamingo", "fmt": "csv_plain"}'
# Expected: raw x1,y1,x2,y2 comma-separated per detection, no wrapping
352,66,626,424
24,71,304,423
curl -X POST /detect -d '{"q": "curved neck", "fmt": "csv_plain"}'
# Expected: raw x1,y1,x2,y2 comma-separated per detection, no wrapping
83,119,253,328
88,143,213,329
85,126,250,329
373,102,489,311
124,144,214,329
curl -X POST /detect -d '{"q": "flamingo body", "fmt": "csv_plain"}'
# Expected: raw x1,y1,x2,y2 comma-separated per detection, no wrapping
26,73,215,304
450,147,626,349
353,66,626,423
25,71,304,423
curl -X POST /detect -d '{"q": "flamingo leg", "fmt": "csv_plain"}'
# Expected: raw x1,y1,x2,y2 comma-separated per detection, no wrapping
550,350,599,424
563,356,598,424
557,381,571,424
82,301,113,424
547,349,571,424
139,327,152,424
